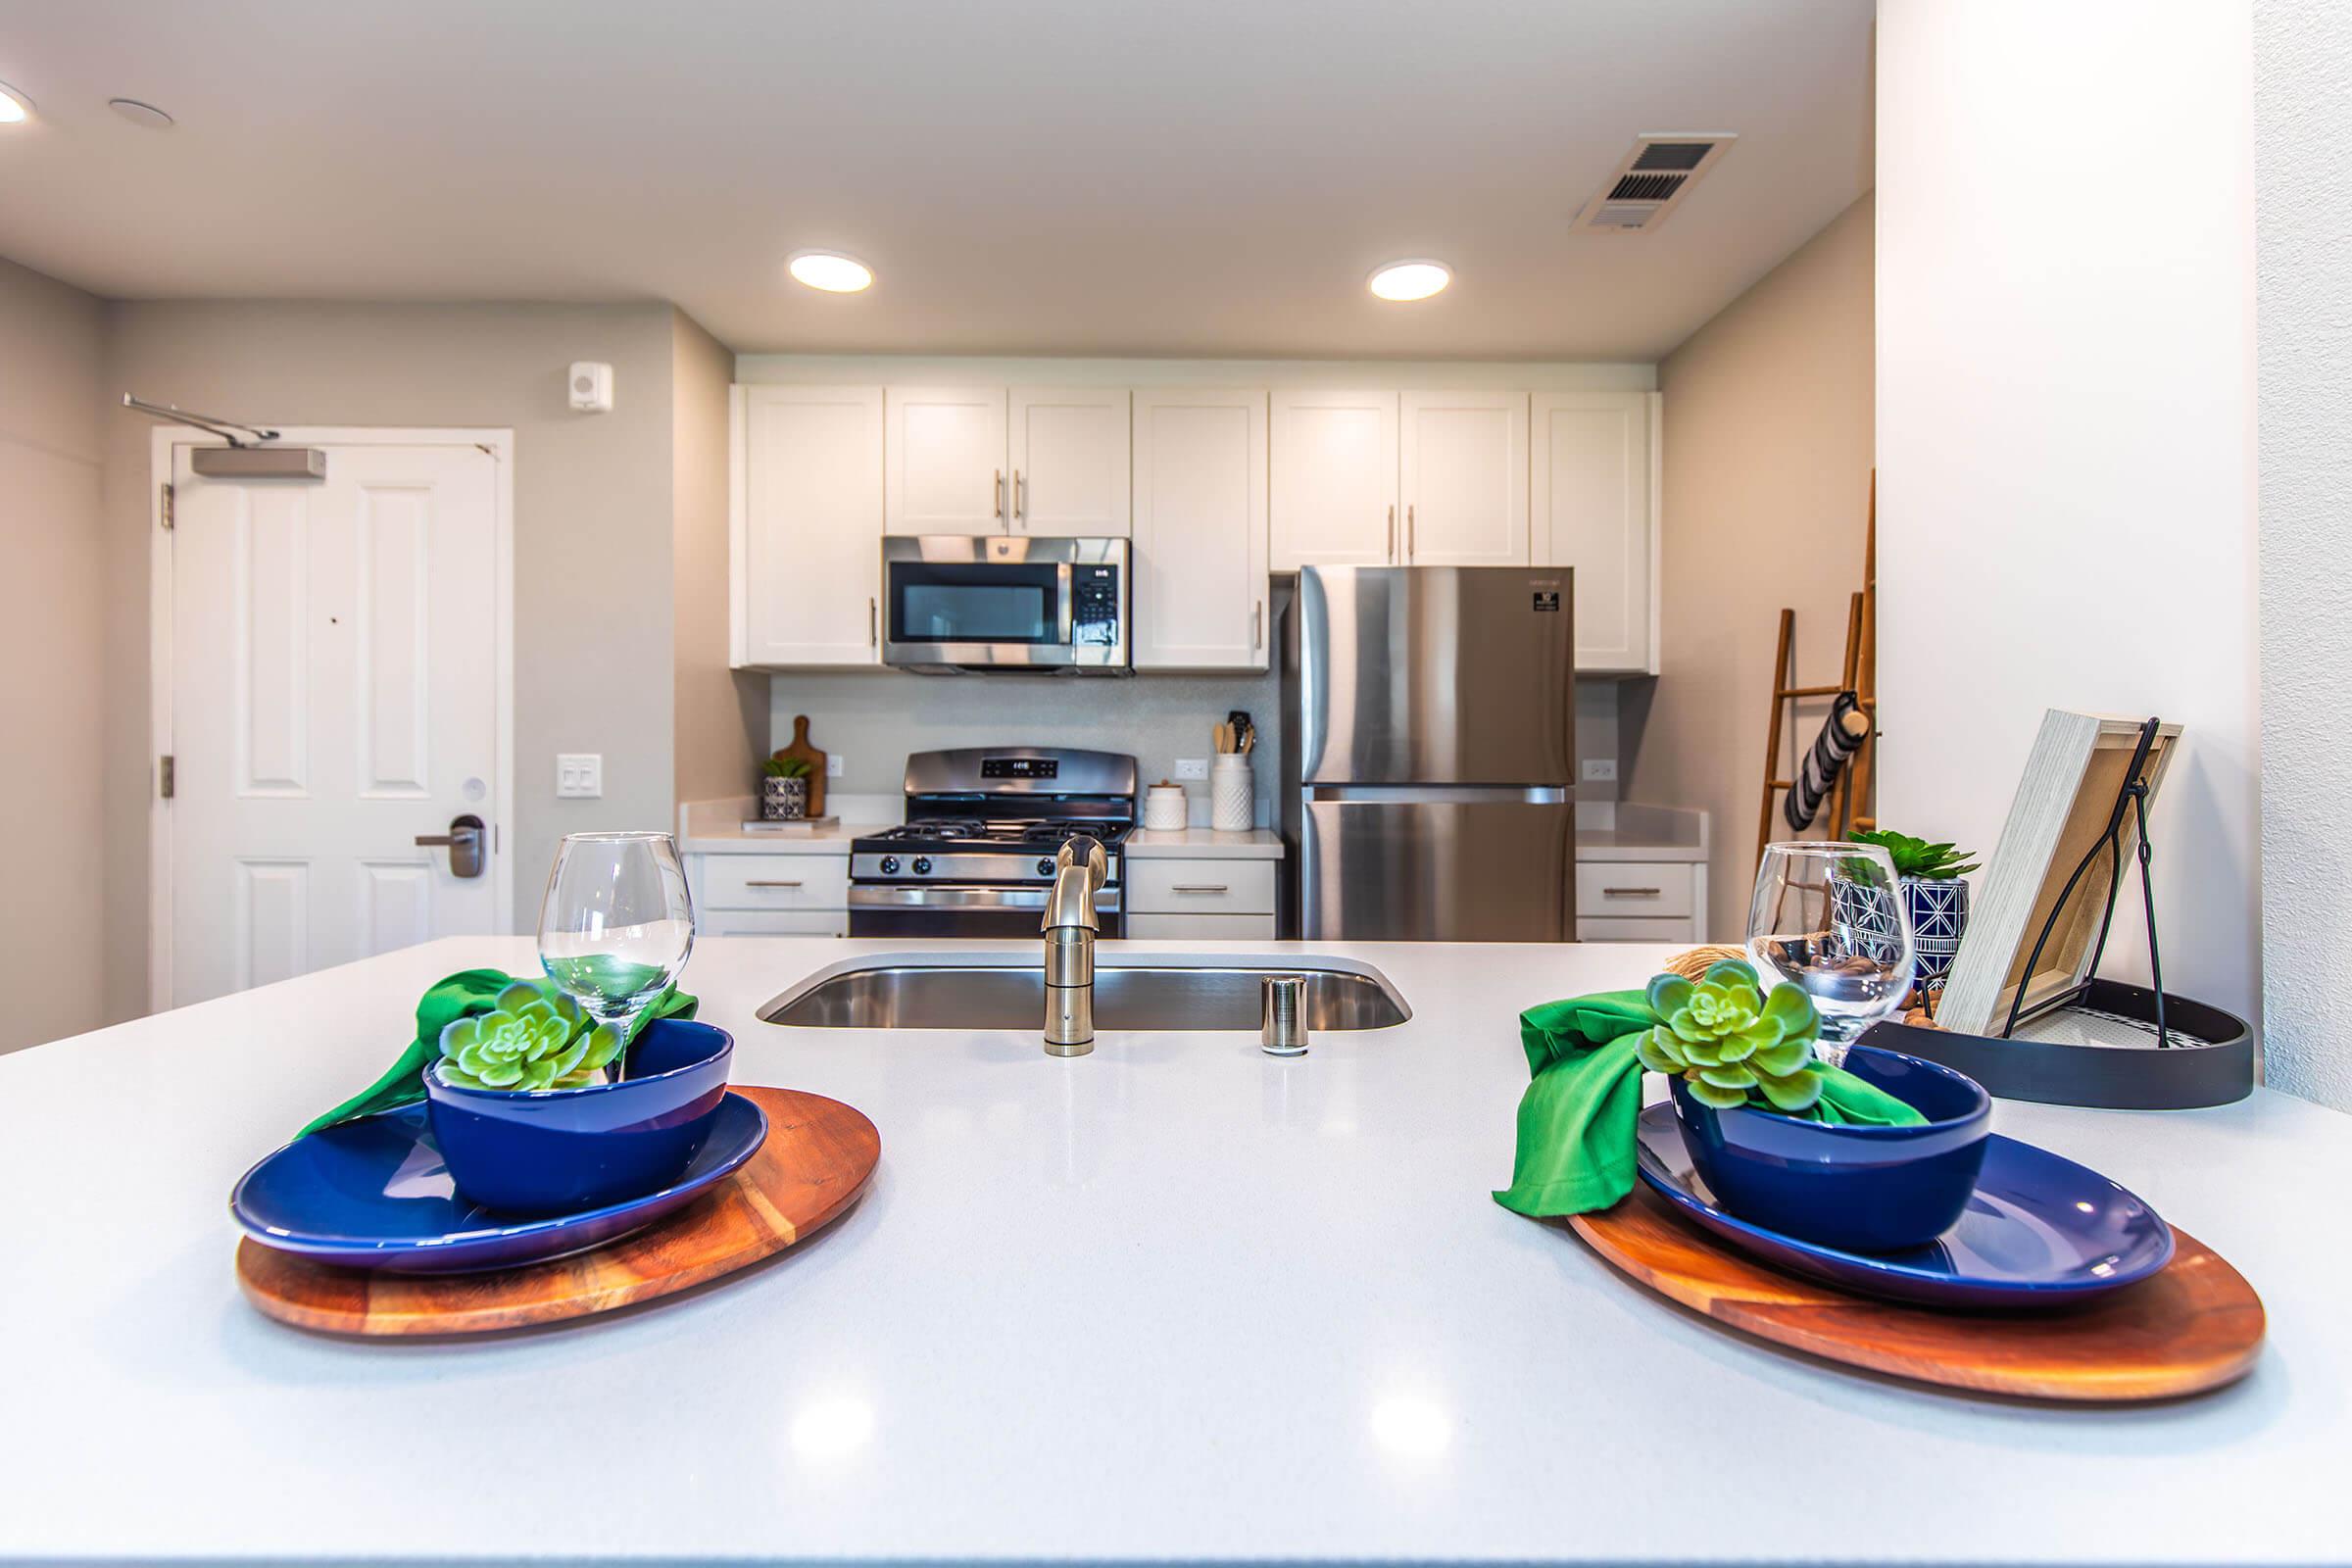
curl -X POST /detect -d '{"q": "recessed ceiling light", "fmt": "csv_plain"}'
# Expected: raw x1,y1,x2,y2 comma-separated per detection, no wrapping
1368,260,1450,302
108,98,174,130
0,81,33,125
788,251,873,293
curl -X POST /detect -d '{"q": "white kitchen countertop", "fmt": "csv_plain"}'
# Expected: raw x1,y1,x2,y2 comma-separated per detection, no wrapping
1124,826,1285,858
677,794,892,856
1,935,2338,1566
1575,802,1709,863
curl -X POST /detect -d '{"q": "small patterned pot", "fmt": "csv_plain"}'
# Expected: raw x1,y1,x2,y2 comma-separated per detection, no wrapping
761,776,808,821
1903,876,1971,984
1829,872,1908,965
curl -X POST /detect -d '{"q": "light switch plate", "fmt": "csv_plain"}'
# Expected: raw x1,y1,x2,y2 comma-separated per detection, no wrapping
1581,759,1618,783
826,754,844,778
557,753,604,798
1174,757,1209,781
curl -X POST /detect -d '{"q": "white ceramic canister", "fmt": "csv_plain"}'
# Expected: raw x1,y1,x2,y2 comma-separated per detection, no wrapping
1143,783,1189,832
1210,755,1254,832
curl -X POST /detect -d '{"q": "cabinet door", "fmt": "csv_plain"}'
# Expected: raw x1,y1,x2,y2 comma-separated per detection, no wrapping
1131,389,1269,670
1531,391,1656,673
1399,390,1529,565
1010,387,1131,537
1270,389,1398,571
886,386,1006,534
740,385,884,667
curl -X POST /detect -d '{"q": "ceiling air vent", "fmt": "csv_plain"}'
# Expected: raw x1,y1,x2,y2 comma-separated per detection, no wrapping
1571,133,1738,234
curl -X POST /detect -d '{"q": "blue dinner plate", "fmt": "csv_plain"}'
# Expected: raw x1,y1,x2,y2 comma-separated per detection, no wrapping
232,1091,767,1275
1634,1102,2174,1308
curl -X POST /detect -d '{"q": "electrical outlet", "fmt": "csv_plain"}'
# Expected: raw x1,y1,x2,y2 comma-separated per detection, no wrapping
1174,757,1210,781
826,754,844,778
1581,759,1618,784
556,753,604,799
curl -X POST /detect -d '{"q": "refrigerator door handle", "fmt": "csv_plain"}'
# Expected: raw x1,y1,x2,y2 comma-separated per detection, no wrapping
1304,783,1568,805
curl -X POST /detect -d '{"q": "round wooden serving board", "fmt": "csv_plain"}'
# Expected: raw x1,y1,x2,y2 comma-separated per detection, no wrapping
1569,1185,2264,1401
237,1086,879,1337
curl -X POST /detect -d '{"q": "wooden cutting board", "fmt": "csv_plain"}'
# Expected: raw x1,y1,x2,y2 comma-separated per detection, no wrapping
237,1086,878,1337
773,714,827,817
1569,1184,2264,1401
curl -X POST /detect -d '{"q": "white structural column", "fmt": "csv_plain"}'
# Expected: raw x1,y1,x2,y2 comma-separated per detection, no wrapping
1876,0,2260,1028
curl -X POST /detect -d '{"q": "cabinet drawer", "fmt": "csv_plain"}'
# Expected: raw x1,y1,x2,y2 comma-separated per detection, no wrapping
1127,859,1278,914
1576,862,1694,919
701,908,849,937
1125,912,1278,941
1577,915,1701,944
700,855,850,910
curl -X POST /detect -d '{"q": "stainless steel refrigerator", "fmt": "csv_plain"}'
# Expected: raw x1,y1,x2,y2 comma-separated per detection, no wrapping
1279,565,1577,941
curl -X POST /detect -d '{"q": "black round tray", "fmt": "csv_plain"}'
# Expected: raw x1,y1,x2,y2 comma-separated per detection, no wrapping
1862,978,2253,1110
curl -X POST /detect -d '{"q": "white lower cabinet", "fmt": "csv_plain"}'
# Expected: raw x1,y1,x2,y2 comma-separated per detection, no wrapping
1573,858,1704,944
1131,390,1269,670
1126,858,1277,939
687,853,851,937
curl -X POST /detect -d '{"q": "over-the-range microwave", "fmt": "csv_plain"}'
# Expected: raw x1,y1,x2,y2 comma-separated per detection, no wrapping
880,536,1130,673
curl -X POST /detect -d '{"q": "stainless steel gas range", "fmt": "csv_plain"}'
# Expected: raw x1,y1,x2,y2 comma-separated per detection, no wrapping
847,747,1139,939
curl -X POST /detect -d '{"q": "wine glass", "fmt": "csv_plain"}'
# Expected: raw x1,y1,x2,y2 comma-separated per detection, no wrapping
537,831,695,1081
1745,841,1915,1065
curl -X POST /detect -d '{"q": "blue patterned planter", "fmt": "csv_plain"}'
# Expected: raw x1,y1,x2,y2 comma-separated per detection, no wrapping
1903,876,1971,983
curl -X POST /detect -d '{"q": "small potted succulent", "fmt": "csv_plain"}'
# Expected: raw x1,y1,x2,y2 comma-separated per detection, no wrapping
1851,829,1981,984
761,756,812,820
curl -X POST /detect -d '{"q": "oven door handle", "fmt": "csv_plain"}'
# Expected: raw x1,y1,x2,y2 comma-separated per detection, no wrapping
849,883,1119,910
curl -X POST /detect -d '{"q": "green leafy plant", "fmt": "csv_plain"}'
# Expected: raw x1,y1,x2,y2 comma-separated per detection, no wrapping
762,756,812,779
1851,829,1978,880
1635,958,1825,1113
435,981,619,1091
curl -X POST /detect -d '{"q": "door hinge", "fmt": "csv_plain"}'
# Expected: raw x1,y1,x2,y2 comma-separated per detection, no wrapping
160,481,174,531
159,755,174,799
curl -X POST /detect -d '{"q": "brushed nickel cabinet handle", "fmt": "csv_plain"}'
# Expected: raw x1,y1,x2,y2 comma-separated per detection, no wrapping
1602,886,1663,898
1408,502,1416,560
995,468,1004,526
1014,468,1025,526
1171,883,1231,894
869,596,878,646
1387,503,1396,560
1252,601,1262,652
746,879,805,889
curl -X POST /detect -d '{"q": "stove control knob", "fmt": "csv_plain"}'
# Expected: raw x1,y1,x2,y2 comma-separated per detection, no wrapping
1036,858,1054,878
911,857,933,876
878,856,900,876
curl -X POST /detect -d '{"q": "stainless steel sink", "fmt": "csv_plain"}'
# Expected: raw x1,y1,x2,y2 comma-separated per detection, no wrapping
760,956,1410,1032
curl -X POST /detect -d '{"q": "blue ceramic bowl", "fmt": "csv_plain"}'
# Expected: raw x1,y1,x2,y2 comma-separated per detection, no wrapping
1668,1043,1991,1254
423,1017,733,1215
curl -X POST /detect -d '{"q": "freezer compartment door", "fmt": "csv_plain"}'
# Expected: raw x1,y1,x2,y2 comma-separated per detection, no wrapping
1298,564,1575,785
1299,789,1575,942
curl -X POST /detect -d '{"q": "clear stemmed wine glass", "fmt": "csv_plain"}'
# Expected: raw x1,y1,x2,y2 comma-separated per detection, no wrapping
537,831,696,1081
1745,841,1916,1066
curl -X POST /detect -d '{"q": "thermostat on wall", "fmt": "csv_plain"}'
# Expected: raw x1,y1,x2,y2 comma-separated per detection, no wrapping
568,362,613,413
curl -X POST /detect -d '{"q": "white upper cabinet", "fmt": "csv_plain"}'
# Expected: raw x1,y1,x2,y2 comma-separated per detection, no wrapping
1131,390,1269,670
1270,390,1399,570
1531,390,1658,675
736,385,884,667
1399,390,1529,565
886,386,1007,534
1009,387,1131,537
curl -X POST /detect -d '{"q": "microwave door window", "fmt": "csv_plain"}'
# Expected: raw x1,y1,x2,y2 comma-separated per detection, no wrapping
901,583,1054,643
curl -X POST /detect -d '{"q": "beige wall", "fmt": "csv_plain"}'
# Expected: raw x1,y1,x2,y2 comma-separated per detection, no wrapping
99,301,683,1024
671,309,766,805
0,258,108,1051
1625,193,1876,940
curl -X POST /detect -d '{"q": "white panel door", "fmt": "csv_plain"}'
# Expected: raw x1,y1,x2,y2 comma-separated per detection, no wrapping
1269,389,1398,570
1132,389,1269,670
886,386,1006,534
1399,390,1530,565
1010,387,1130,537
1531,391,1655,673
168,441,500,1005
743,385,884,666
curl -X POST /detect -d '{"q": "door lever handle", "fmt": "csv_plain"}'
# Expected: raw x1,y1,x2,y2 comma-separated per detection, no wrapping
416,814,487,878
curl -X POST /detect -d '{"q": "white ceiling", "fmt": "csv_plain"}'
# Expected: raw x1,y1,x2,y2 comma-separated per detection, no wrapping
0,0,1873,361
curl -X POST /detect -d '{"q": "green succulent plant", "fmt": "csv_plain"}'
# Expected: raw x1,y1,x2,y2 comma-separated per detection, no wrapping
762,756,812,779
1850,828,1978,880
435,981,620,1092
1635,958,1826,1113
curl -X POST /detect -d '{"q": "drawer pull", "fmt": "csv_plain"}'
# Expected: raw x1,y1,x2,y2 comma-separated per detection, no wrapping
1602,886,1663,898
746,879,806,890
1171,883,1231,894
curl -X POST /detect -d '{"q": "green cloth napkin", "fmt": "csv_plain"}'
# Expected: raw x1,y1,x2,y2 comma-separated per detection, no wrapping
297,968,697,1138
1492,991,1925,1218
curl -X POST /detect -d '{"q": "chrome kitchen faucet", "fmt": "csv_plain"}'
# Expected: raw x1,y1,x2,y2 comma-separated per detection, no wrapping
1042,836,1106,1055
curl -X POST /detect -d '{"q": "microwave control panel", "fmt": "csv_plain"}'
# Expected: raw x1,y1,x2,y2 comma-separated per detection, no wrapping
1072,564,1122,648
